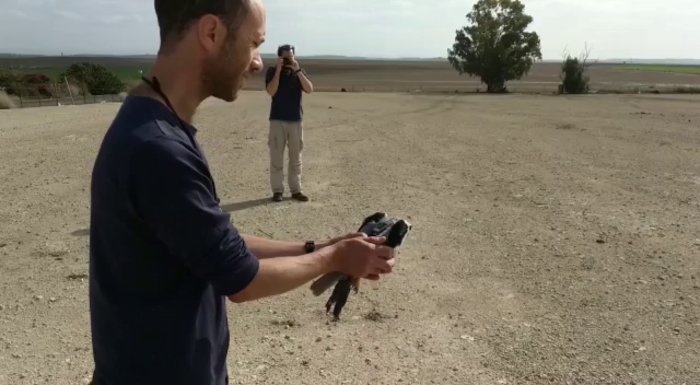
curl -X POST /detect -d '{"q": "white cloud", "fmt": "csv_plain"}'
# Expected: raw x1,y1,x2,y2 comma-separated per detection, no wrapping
98,14,144,25
52,9,84,20
0,9,28,18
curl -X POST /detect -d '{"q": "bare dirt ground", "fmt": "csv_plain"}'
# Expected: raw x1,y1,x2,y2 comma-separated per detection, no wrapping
1,91,699,385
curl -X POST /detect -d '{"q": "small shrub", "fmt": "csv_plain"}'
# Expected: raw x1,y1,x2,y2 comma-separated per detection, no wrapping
0,90,16,109
0,68,22,96
560,45,591,95
62,62,124,95
561,57,589,94
21,73,51,84
555,123,577,130
21,73,53,97
672,86,700,94
363,309,392,322
0,70,55,98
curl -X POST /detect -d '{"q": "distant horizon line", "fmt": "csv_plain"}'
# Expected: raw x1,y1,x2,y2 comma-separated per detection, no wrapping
1,52,700,64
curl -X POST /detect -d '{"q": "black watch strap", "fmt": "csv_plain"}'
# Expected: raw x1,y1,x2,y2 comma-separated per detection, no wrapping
304,241,315,253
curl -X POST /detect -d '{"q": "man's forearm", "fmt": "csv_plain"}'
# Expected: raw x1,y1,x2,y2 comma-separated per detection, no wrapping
228,248,335,303
298,72,313,93
266,71,281,96
242,234,327,259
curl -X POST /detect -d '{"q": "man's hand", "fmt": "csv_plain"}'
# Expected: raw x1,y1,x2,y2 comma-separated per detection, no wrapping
276,58,285,72
328,236,395,280
322,232,366,248
320,233,386,284
290,58,301,72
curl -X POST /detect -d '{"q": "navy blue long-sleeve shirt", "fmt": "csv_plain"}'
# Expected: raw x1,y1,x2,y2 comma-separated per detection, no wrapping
89,96,259,385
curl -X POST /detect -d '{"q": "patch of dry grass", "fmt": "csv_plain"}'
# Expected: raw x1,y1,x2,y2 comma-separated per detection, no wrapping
68,83,82,97
0,90,16,109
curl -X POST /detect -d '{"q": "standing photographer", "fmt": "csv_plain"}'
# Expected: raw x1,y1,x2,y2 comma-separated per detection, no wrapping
265,44,313,202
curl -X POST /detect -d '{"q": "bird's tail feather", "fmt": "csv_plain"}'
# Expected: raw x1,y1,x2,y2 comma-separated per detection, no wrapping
310,272,345,296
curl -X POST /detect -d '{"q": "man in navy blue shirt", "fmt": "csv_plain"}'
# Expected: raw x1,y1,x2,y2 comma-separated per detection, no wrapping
88,1,395,384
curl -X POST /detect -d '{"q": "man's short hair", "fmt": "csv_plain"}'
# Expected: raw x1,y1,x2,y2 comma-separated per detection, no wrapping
154,0,251,44
277,44,295,57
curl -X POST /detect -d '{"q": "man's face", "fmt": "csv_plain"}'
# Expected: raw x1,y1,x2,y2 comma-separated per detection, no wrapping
281,49,294,65
201,0,266,102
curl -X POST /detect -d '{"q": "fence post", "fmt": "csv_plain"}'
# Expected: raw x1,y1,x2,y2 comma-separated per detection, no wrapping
14,82,23,108
65,77,74,105
82,83,87,104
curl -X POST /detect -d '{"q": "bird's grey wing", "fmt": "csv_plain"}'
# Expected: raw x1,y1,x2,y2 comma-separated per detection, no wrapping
310,272,347,296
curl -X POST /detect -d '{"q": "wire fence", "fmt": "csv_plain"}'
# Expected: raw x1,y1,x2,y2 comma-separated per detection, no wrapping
1,81,124,109
3,80,699,110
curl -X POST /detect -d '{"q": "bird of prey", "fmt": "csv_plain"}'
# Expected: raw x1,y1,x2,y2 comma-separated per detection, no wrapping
310,212,412,320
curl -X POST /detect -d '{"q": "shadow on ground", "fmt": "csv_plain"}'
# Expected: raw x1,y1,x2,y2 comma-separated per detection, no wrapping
220,198,273,213
69,199,273,237
71,228,90,237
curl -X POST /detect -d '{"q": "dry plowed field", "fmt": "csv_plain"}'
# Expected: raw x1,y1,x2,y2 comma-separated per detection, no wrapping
1,91,699,385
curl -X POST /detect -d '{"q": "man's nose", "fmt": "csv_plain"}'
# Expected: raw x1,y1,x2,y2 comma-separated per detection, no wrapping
251,52,263,73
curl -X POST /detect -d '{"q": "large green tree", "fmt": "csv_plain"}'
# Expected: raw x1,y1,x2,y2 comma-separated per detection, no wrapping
447,0,542,93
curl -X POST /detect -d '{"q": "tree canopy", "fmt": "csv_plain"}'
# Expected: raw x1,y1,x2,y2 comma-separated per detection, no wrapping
447,0,542,93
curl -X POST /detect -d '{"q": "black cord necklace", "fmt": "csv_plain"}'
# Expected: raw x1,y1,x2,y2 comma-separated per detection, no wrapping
141,76,188,128
141,76,198,135
141,75,198,147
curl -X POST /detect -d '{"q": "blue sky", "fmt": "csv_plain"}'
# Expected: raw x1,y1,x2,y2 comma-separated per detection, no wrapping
0,0,698,59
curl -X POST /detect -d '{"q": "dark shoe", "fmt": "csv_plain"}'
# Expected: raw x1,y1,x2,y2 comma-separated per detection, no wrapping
272,193,283,202
291,192,309,202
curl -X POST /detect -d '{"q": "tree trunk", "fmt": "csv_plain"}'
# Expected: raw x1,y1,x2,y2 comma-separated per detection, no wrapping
486,79,507,93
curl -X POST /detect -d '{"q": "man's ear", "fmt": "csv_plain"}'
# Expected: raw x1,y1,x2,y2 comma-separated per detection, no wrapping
196,14,226,53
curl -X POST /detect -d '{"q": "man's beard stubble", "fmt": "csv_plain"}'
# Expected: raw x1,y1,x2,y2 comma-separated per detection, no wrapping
201,42,246,102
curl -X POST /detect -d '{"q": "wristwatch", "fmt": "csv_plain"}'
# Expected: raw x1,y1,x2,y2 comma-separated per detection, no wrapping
304,240,315,253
